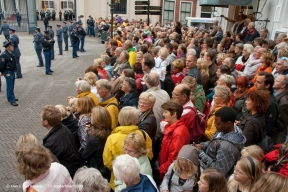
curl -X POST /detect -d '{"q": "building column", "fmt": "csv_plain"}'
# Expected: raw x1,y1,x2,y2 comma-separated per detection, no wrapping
26,0,36,34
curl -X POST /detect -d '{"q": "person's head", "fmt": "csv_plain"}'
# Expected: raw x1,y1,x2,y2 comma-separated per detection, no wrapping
248,22,255,31
96,79,112,99
235,43,244,54
204,50,215,63
123,39,133,50
123,132,147,158
16,134,38,148
119,50,129,63
181,76,197,93
165,43,174,54
273,75,288,93
138,92,155,113
84,72,98,86
75,79,91,94
235,76,249,93
253,47,267,60
140,44,148,54
214,106,237,133
204,38,214,49
276,33,287,44
177,44,187,55
275,57,288,74
172,84,191,105
259,52,274,67
73,166,110,192
260,28,268,38
145,72,160,88
55,104,69,120
185,54,197,70
246,90,269,114
241,145,264,162
132,36,139,45
242,44,254,57
113,154,140,187
76,96,96,115
41,105,61,128
254,37,263,47
88,106,112,140
213,86,231,106
136,51,143,63
161,99,183,124
85,65,98,76
234,157,262,190
197,58,209,73
121,77,136,94
216,53,227,65
223,57,235,70
118,106,139,126
216,65,231,78
171,58,185,74
255,71,274,93
251,172,288,192
198,168,228,192
16,144,52,180
217,74,235,88
158,47,169,60
115,47,124,58
142,53,155,72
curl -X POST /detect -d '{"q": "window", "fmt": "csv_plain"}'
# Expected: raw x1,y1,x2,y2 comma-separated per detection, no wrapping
61,0,73,9
114,0,127,14
42,1,54,9
201,6,212,18
180,2,192,24
163,0,175,25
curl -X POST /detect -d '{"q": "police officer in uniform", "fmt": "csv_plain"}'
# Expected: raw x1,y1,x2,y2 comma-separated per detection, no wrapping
78,23,86,52
56,24,63,55
62,21,68,51
71,26,79,58
9,27,22,78
68,20,74,47
0,20,10,40
36,10,39,20
59,10,62,21
47,25,55,60
52,10,56,21
34,27,44,67
0,40,18,106
40,31,54,75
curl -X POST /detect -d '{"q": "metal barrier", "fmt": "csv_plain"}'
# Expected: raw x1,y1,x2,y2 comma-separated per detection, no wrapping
0,14,28,32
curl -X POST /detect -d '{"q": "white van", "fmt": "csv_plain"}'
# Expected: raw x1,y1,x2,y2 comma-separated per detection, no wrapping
185,17,215,29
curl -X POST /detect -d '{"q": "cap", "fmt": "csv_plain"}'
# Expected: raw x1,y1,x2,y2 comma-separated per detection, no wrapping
48,25,52,28
63,21,66,24
3,40,12,48
73,26,77,29
56,24,61,26
178,145,199,166
73,18,76,21
70,20,73,23
9,27,16,32
35,26,41,30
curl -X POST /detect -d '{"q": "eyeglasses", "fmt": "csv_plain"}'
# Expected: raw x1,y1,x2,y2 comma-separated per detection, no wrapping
138,101,151,106
122,146,138,155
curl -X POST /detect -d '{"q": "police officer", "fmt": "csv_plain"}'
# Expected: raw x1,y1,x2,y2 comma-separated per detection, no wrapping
0,20,10,40
62,21,68,51
16,11,21,27
34,27,44,67
52,10,56,21
0,40,18,106
90,17,95,37
43,16,49,31
40,31,54,75
59,10,62,21
47,25,54,60
56,24,63,55
9,27,22,78
71,26,79,58
68,20,74,47
78,23,86,52
36,10,39,20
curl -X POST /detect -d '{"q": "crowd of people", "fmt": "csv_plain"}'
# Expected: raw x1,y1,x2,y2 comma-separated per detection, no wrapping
15,14,288,192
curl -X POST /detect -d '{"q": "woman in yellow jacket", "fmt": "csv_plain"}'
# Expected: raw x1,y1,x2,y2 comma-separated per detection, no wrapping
103,106,153,190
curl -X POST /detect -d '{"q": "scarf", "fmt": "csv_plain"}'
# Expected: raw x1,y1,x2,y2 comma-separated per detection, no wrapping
234,89,248,100
138,108,153,122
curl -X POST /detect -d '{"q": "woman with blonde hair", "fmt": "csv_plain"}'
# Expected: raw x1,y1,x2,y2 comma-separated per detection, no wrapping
94,58,109,79
196,58,209,90
82,106,112,179
160,145,199,192
228,157,263,192
84,72,100,99
198,168,228,192
241,145,264,162
115,132,152,192
251,172,288,192
216,52,227,66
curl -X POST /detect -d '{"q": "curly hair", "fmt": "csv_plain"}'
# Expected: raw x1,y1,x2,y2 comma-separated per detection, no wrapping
16,144,52,180
172,59,186,71
246,90,269,114
261,52,275,67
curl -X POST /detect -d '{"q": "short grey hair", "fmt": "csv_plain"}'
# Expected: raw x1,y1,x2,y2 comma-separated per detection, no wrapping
120,50,129,61
118,106,139,126
146,72,160,87
73,166,110,192
219,74,235,88
249,22,255,28
235,43,244,50
124,77,136,92
113,154,140,186
96,79,112,92
115,47,124,53
244,44,254,54
186,49,196,57
75,80,91,92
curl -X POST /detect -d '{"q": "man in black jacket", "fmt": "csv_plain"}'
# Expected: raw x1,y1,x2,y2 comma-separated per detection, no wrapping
41,105,82,178
40,31,54,75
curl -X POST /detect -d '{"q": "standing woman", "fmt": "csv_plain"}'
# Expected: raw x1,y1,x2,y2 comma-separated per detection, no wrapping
233,76,249,122
196,58,209,91
82,106,112,180
76,96,96,153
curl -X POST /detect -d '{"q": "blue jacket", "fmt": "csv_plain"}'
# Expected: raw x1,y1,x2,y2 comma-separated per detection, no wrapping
122,174,158,192
119,91,138,110
34,32,43,50
63,25,68,37
10,34,21,57
49,29,54,39
56,28,63,41
0,23,9,36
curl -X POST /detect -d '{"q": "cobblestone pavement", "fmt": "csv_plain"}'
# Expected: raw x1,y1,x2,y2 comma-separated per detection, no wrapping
0,20,105,191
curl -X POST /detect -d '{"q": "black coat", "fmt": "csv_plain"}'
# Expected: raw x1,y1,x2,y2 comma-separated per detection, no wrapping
137,110,157,140
61,113,80,149
119,91,138,109
43,124,82,178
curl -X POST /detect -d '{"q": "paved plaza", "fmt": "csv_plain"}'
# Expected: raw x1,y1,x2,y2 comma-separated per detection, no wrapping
0,21,105,191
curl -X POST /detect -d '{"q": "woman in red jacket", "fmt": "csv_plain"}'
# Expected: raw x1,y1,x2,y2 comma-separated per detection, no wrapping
158,100,190,181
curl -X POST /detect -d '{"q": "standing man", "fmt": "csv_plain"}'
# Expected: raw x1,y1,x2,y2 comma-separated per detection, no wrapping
40,10,45,20
43,16,49,31
78,23,86,52
47,25,55,60
9,27,22,79
59,10,62,21
56,24,63,55
0,40,18,106
0,20,10,40
62,21,68,51
16,11,21,27
71,26,79,58
40,31,54,75
36,10,39,20
52,10,56,21
68,20,74,47
34,27,44,67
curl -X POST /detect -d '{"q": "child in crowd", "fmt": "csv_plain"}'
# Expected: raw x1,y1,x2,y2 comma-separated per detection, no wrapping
171,59,185,86
198,168,228,192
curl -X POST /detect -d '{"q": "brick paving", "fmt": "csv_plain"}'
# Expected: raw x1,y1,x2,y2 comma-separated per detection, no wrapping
0,20,105,191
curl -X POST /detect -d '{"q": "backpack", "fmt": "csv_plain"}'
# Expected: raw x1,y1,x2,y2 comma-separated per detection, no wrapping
184,106,207,143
